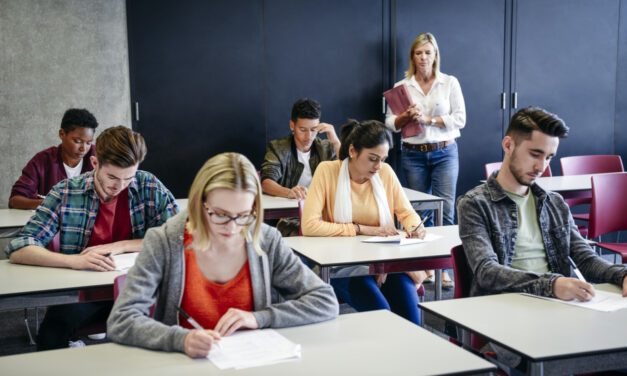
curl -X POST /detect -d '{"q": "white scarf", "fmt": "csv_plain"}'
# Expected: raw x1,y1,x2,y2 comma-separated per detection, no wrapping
333,158,394,228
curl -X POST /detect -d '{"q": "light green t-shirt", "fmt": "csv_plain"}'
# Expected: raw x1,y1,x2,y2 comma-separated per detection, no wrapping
504,189,550,274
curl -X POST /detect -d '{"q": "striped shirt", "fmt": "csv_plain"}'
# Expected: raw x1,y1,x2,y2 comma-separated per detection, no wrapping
5,170,179,255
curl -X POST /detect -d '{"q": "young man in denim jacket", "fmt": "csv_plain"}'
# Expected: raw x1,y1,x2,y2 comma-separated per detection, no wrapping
457,107,627,300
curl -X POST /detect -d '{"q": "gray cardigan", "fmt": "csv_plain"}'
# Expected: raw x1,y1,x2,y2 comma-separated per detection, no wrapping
107,211,339,353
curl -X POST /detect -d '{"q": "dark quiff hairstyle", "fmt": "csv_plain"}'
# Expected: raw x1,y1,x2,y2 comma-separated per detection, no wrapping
338,119,393,160
60,108,98,132
506,106,569,144
291,98,321,122
95,126,147,168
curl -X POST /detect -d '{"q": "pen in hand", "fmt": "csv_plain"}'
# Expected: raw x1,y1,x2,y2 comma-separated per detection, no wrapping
567,256,587,283
407,211,433,237
176,306,221,350
37,194,46,199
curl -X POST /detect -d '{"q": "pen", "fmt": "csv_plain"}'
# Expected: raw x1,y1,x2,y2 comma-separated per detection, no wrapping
408,211,433,235
567,256,587,282
176,306,221,349
37,194,46,199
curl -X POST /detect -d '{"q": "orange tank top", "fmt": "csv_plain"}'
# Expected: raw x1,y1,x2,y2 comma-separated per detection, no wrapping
179,228,253,330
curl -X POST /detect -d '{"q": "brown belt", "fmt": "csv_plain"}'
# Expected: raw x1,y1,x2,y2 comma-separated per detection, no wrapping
403,140,455,152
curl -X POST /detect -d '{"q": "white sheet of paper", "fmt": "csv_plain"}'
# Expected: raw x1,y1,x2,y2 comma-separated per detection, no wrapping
361,232,442,246
112,253,138,271
208,329,301,370
522,290,627,312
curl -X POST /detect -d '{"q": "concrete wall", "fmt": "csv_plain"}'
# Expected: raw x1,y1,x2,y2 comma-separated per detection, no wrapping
0,0,131,209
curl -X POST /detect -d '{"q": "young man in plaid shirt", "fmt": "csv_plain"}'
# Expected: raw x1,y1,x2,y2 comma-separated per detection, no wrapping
6,126,179,351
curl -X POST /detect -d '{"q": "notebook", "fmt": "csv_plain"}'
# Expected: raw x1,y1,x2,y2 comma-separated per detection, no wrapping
383,84,424,138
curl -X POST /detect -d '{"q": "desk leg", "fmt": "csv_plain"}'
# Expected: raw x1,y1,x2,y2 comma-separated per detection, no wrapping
529,361,544,376
321,266,330,284
434,269,442,300
435,201,443,226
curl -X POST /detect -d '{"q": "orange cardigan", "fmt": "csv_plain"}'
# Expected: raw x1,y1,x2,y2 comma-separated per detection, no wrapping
301,160,420,236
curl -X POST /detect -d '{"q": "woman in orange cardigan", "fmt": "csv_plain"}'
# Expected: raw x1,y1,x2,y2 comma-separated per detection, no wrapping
301,119,427,325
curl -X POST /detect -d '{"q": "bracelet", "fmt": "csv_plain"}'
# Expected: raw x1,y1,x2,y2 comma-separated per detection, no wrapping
354,223,361,234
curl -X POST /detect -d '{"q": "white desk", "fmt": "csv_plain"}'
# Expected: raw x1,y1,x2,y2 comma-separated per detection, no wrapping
0,209,34,238
284,225,460,300
534,172,626,199
176,196,300,220
0,260,124,310
178,188,445,224
0,310,495,376
419,284,627,375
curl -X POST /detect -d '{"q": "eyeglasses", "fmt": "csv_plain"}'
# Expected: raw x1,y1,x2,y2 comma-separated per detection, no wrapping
204,204,256,226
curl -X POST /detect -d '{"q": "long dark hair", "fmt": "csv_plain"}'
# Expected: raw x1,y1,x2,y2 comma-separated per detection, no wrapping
338,119,392,160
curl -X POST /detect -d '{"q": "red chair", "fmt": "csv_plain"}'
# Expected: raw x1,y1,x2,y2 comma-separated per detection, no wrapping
560,155,624,236
484,161,551,179
113,274,155,317
587,173,627,263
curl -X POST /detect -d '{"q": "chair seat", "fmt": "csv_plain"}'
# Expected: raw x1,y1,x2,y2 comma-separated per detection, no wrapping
572,213,589,221
597,242,627,262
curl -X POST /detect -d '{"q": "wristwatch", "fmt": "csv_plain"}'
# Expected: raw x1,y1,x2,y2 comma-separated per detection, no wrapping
430,117,436,126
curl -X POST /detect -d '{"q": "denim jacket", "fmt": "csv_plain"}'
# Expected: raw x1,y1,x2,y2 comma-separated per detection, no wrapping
260,134,336,188
457,173,627,297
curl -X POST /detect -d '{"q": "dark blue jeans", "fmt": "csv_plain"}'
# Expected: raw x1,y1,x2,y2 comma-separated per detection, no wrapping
331,274,421,325
402,142,459,226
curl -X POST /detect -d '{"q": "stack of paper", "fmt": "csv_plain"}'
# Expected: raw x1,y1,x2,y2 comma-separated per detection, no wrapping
209,329,301,370
112,253,138,271
522,290,627,312
361,233,442,246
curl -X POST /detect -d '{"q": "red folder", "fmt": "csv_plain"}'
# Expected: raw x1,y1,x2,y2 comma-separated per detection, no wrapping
383,84,424,138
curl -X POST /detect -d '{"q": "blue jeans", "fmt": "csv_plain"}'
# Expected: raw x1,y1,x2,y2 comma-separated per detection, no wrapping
402,142,459,226
331,274,421,325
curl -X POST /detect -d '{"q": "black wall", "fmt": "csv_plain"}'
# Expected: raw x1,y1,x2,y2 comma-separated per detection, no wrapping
127,0,626,208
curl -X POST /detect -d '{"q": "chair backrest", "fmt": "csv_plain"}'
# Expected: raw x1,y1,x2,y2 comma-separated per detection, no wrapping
298,199,305,236
113,274,127,301
560,155,624,176
485,161,551,179
450,245,472,299
588,173,627,239
484,162,502,179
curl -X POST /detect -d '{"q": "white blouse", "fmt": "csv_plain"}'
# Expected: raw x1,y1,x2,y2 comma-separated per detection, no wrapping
385,72,466,144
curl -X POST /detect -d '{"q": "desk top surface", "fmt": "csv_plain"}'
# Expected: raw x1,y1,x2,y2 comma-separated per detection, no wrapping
0,310,494,376
0,260,125,297
177,188,443,212
284,225,459,266
0,208,35,228
534,172,626,192
420,284,627,361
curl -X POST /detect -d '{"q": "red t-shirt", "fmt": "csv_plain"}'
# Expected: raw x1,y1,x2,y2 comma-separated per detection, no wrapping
179,228,253,330
87,188,132,246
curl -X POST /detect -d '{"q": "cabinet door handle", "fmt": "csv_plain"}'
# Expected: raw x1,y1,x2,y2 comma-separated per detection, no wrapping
501,93,506,109
512,92,518,109
382,98,386,114
135,102,140,122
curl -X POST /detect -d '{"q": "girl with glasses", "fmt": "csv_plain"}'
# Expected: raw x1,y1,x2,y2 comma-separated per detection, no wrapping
107,152,338,358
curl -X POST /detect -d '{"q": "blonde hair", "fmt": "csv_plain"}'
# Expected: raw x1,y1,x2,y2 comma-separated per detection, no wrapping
187,152,263,254
405,32,440,79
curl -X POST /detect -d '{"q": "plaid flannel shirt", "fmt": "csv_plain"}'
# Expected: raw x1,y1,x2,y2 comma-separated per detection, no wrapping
6,170,179,255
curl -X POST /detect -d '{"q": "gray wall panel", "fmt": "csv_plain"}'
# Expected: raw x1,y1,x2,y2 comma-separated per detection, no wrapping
0,0,131,209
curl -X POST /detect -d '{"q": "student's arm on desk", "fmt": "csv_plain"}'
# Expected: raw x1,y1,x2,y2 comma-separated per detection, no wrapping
457,194,561,297
80,239,142,256
8,195,43,210
10,245,116,271
261,178,307,199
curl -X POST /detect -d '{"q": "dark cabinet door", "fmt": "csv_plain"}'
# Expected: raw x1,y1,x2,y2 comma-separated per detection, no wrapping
127,0,265,197
394,0,508,198
513,0,621,172
264,0,386,142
